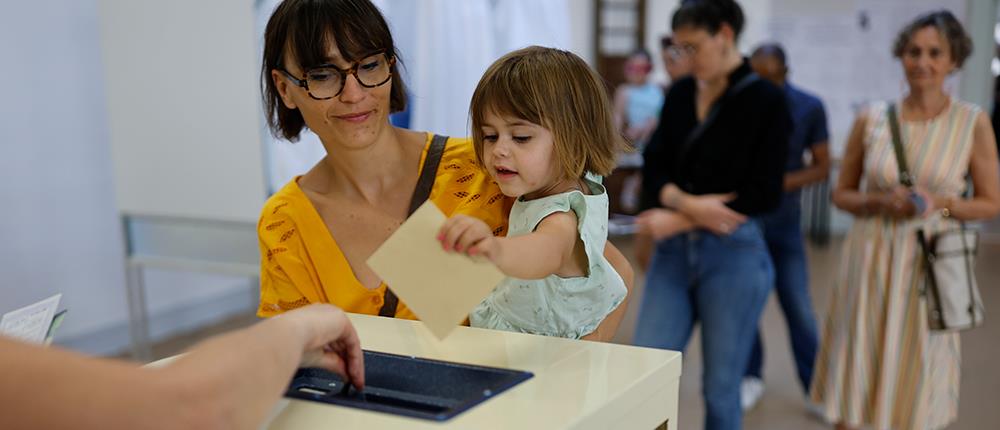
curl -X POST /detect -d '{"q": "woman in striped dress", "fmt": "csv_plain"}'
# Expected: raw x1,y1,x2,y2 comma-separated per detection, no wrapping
811,11,1000,430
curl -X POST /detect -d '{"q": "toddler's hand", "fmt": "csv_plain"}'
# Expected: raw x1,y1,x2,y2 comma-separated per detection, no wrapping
438,215,497,260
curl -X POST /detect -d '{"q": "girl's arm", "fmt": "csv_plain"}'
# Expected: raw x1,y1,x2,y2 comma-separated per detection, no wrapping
440,212,580,280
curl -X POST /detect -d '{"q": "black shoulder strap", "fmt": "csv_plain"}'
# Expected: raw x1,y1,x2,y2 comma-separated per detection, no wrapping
886,103,914,188
379,134,448,317
676,73,760,171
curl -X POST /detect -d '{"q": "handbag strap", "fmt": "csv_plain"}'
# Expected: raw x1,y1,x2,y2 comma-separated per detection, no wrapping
886,103,915,188
675,73,760,172
378,134,448,317
889,104,940,300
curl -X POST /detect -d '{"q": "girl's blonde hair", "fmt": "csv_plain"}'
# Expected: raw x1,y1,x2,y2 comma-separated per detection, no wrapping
470,46,627,179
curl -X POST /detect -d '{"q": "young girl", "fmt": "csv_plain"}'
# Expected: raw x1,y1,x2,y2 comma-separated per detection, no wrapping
438,46,629,339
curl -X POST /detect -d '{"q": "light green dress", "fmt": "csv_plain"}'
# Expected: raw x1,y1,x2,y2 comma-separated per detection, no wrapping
469,174,627,339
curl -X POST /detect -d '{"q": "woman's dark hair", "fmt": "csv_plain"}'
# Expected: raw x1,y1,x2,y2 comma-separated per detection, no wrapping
261,0,407,141
892,10,973,69
671,0,744,40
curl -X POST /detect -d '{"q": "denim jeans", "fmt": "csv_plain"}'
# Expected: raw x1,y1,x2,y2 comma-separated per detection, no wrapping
745,198,818,393
634,221,774,430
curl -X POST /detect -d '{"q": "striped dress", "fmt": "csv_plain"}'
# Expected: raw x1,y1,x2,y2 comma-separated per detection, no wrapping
811,99,979,430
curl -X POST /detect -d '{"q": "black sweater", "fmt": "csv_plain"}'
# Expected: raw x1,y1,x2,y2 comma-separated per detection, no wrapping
641,59,791,215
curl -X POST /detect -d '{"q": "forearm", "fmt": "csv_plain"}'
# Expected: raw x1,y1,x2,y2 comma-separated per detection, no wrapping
832,188,888,217
160,316,307,429
659,183,692,213
931,194,1000,221
0,338,199,430
784,163,830,191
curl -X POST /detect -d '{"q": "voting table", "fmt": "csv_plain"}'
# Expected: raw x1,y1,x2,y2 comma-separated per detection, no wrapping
152,313,682,429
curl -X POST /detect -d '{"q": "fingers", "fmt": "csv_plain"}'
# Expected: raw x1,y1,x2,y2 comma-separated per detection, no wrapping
291,304,366,389
338,325,366,389
456,227,489,254
311,352,348,381
706,223,731,236
706,192,738,203
437,217,470,251
439,216,489,254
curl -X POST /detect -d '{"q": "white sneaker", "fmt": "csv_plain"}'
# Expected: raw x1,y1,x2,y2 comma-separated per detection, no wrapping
805,400,830,423
740,377,765,411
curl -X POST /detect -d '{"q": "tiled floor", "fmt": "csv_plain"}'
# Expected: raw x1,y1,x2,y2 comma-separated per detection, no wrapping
140,228,1000,430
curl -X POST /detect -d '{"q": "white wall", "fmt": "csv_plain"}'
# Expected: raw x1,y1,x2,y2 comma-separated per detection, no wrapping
0,0,127,341
0,0,255,357
569,0,596,65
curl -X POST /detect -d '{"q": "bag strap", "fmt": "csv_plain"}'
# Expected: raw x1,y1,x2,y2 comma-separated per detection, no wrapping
886,103,915,188
676,73,760,171
890,103,938,301
378,134,448,317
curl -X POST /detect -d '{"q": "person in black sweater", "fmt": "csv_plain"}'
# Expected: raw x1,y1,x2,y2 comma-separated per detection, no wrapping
631,1,791,429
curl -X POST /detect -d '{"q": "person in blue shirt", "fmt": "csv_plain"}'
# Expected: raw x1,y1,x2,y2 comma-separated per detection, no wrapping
742,42,830,411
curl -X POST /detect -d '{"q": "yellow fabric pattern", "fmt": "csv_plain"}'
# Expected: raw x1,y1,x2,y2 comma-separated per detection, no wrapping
257,135,511,319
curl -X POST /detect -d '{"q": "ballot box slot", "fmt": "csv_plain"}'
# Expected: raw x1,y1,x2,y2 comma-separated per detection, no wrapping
285,349,533,421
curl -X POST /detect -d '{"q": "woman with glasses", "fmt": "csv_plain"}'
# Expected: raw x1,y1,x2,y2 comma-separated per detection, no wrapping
632,0,791,429
256,0,632,340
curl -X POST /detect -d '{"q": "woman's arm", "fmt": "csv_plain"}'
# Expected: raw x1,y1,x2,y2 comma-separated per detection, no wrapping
929,111,1000,220
830,113,869,215
832,111,913,218
784,142,831,191
0,304,363,430
659,183,745,235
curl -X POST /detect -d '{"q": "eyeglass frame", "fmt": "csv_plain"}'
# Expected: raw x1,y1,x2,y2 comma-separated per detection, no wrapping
279,50,396,100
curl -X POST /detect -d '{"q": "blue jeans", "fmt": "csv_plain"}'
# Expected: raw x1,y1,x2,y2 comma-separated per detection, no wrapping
634,221,774,430
745,199,818,393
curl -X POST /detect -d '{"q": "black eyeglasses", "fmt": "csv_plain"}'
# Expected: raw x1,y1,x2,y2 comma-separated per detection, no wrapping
281,50,395,100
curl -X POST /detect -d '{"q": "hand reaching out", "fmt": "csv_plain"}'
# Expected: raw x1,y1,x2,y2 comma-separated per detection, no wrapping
438,214,500,261
277,304,365,389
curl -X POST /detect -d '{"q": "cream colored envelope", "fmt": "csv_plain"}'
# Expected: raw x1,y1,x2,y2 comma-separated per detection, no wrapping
367,201,505,339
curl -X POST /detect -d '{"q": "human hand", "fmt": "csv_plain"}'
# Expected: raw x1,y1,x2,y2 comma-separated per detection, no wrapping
877,186,934,218
679,193,746,235
636,208,693,240
279,304,365,389
438,214,498,260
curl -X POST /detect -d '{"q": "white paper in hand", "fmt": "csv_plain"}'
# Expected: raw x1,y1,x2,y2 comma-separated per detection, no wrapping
367,201,505,339
1,294,62,344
